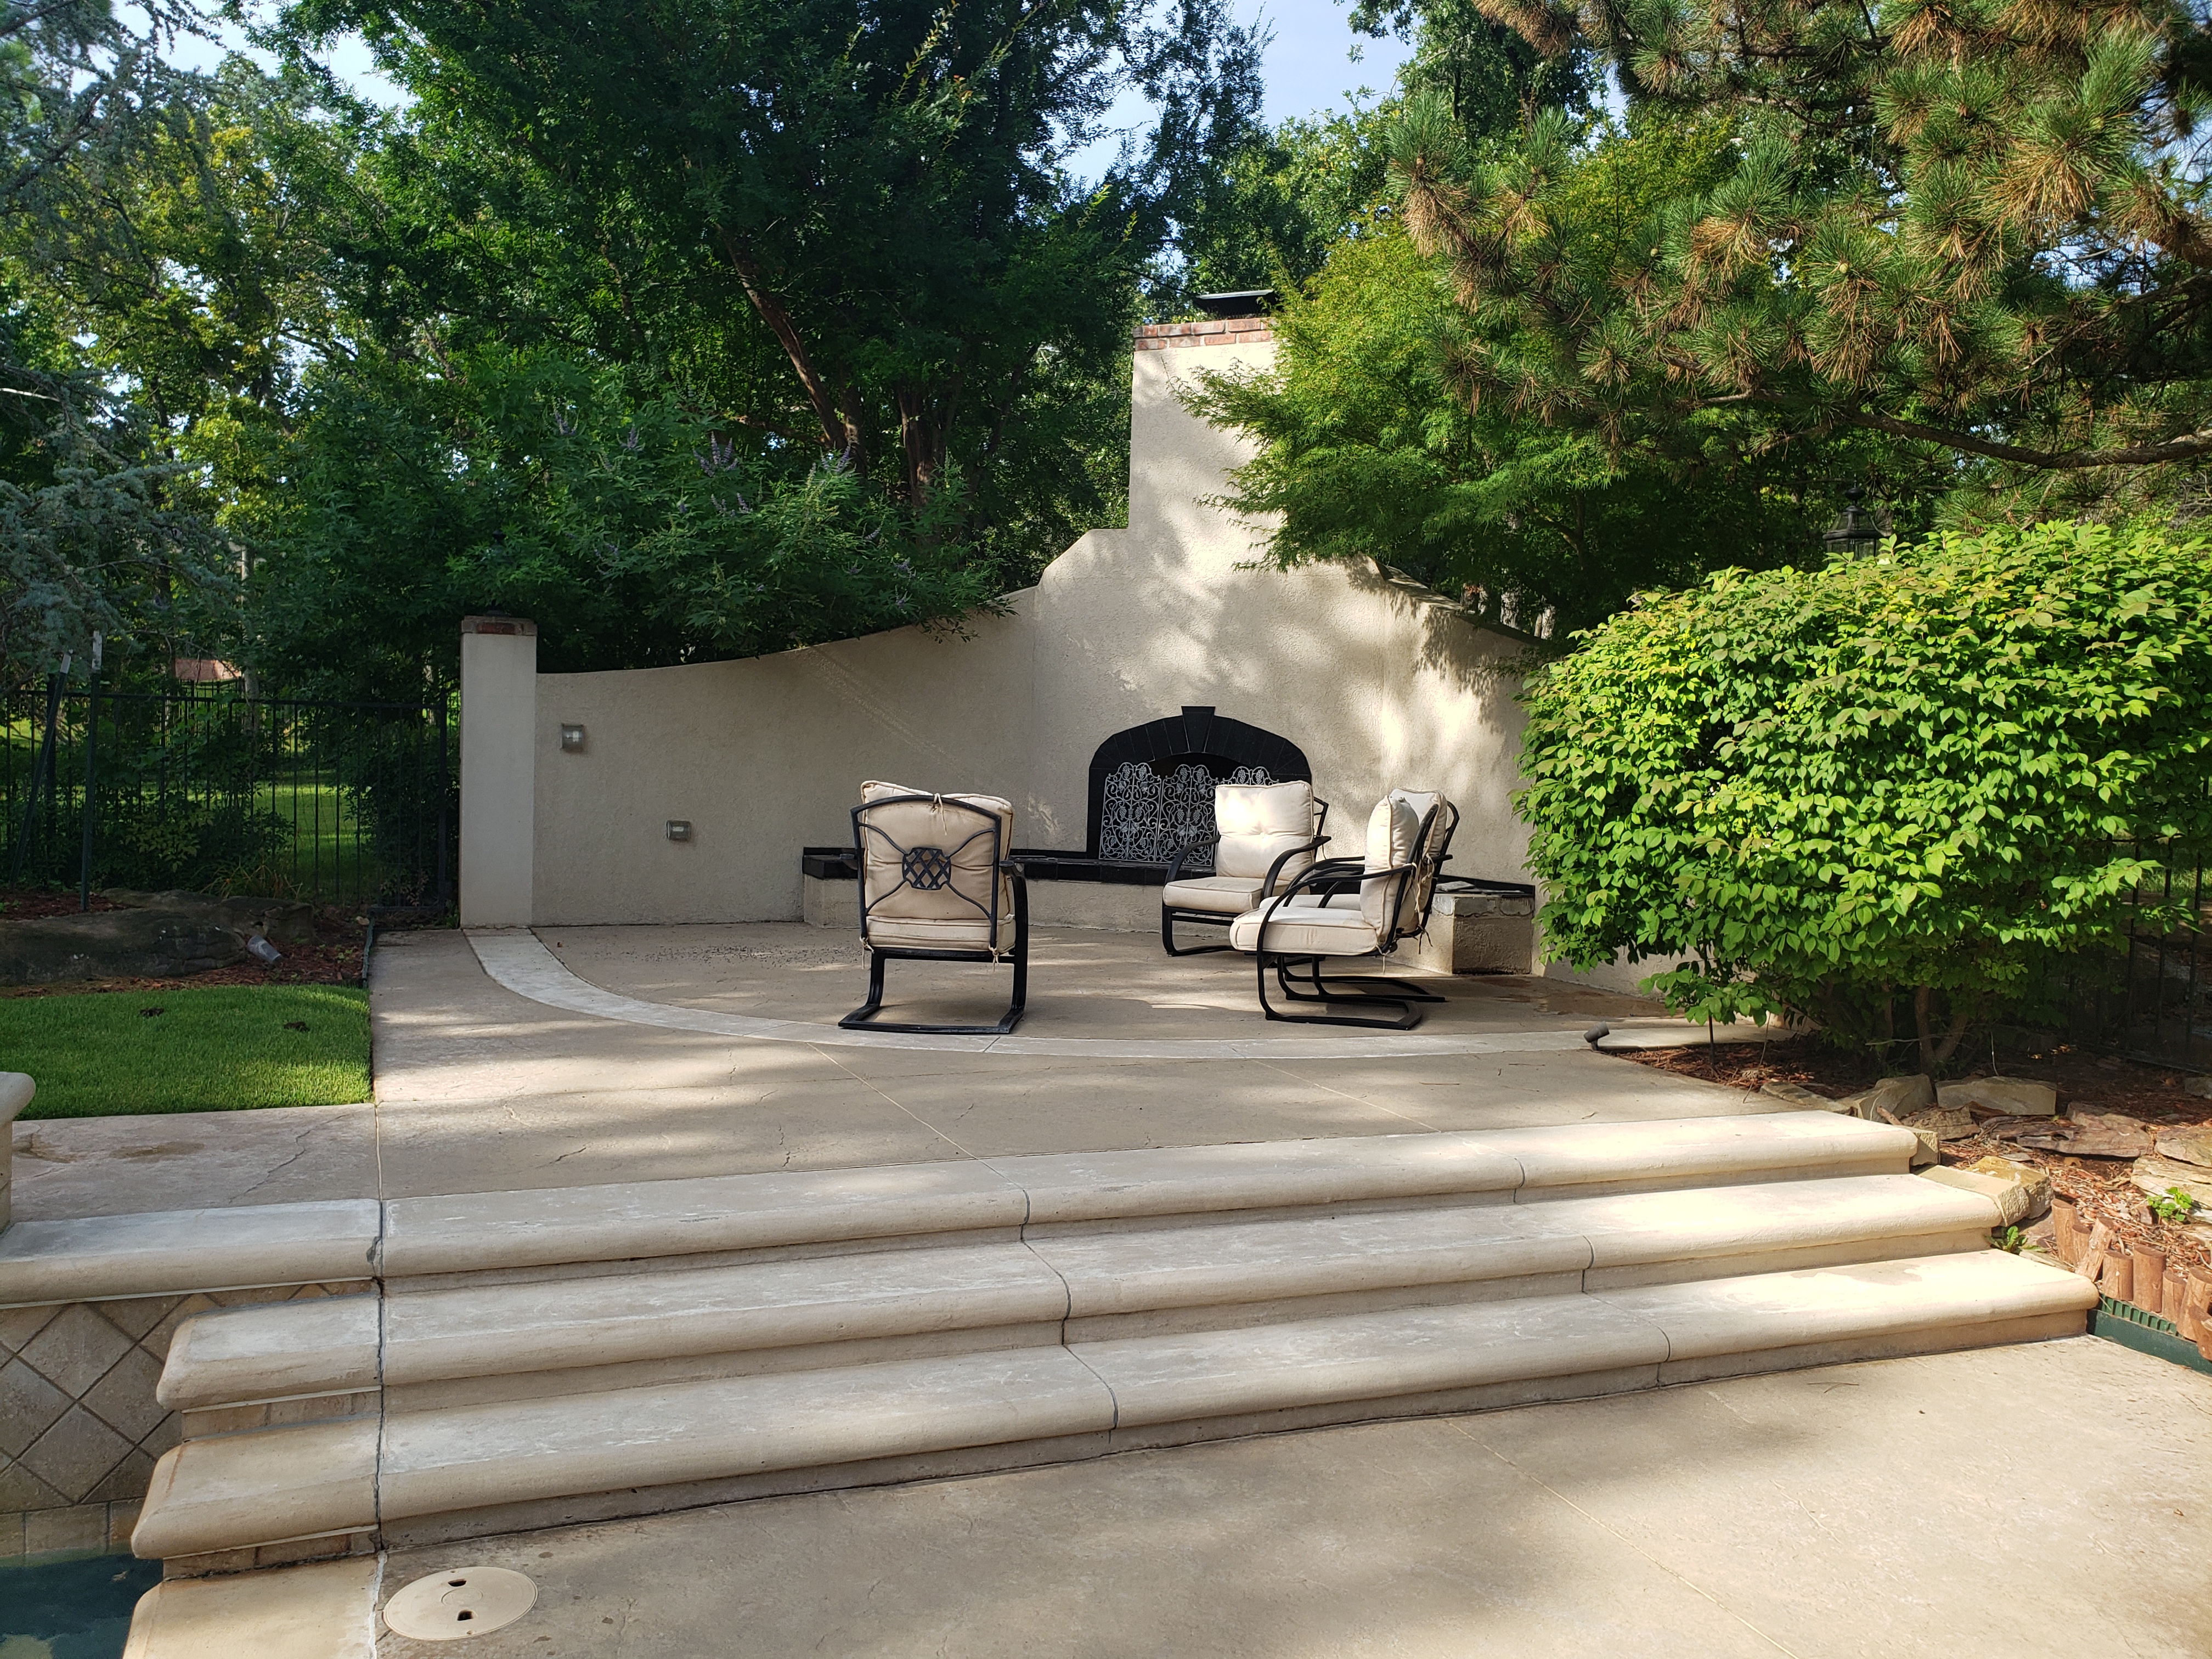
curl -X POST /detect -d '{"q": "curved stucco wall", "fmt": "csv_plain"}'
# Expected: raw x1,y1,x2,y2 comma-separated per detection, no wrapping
529,338,1534,926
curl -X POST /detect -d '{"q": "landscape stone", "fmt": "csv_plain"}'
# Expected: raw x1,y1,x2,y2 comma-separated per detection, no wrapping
1917,1164,2036,1228
2186,1076,2212,1099
2011,1113,2154,1159
1837,1075,1936,1121
1872,1108,1940,1166
1936,1076,2058,1117
2156,1126,2212,1169
1963,1156,2052,1223
2131,1154,2212,1211
1901,1106,1977,1144
103,890,315,945
0,891,313,986
1758,1081,1847,1113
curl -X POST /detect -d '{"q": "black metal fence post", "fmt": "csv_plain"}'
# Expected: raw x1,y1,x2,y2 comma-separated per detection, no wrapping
77,657,99,911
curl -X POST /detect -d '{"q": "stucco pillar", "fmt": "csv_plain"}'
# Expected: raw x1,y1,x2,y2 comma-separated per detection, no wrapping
459,616,538,927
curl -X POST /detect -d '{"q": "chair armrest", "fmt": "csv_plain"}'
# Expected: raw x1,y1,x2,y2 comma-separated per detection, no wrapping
1252,858,1418,955
1164,831,1222,885
1260,834,1331,898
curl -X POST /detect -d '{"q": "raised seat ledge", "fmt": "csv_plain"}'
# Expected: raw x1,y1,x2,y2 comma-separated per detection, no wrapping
0,1200,380,1308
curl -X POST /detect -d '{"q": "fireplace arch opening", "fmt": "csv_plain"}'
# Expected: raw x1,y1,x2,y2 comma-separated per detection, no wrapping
1086,707,1312,870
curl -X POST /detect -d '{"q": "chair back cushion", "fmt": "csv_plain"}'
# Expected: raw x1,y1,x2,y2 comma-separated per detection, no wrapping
1213,781,1318,883
855,781,1014,951
1388,788,1454,927
1359,795,1424,931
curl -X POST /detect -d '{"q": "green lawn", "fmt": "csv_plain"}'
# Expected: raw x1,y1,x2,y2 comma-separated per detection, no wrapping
1,985,371,1118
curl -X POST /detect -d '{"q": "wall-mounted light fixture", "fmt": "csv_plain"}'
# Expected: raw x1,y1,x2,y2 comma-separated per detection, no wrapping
559,724,586,752
665,820,692,842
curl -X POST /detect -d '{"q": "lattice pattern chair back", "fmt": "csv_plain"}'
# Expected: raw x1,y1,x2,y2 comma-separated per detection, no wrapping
854,781,1015,954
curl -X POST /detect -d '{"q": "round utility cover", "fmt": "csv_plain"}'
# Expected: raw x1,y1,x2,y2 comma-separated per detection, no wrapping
382,1565,538,1641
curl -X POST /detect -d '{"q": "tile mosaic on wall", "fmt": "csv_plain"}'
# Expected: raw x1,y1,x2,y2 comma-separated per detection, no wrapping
0,1282,369,1560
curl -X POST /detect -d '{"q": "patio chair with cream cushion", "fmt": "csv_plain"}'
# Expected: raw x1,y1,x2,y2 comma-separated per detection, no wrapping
840,781,1029,1035
1159,781,1330,957
1226,790,1457,1030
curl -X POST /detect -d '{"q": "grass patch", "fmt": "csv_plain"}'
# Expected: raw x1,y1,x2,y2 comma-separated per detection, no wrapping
2,984,370,1118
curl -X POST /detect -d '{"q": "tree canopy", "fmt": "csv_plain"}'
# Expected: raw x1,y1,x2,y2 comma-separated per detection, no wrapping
1392,0,2212,520
0,0,1280,692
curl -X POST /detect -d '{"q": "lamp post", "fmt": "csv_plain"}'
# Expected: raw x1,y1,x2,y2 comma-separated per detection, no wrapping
1822,484,1881,562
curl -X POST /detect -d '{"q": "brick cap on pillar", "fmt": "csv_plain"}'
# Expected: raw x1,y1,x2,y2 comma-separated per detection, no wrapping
461,616,538,637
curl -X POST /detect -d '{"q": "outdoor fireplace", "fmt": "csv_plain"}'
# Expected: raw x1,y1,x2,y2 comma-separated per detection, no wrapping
800,707,1312,893
1085,707,1311,873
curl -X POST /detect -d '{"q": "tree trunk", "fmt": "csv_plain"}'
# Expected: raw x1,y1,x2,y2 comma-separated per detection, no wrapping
718,232,865,465
1932,997,1973,1065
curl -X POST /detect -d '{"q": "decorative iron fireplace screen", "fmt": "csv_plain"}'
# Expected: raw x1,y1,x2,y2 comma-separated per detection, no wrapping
1085,707,1312,871
1099,763,1277,870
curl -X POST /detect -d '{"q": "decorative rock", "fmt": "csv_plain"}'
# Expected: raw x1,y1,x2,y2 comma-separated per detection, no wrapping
1874,1108,1940,1166
0,891,313,986
1917,1164,2038,1227
2132,1154,2212,1210
2185,1076,2211,1099
2011,1112,2155,1159
1837,1075,1936,1121
105,889,315,945
1937,1076,2058,1117
2155,1126,2212,1169
1901,1105,1977,1143
1965,1155,2053,1223
1759,1081,1847,1112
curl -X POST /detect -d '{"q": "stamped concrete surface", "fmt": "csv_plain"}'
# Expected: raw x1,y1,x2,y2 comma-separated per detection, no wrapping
14,927,1766,1217
348,1336,2211,1659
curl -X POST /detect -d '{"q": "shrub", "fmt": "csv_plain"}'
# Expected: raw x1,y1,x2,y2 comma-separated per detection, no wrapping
1520,518,2212,1069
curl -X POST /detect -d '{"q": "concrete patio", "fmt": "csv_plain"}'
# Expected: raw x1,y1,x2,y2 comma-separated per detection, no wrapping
122,1335,2212,1658
14,924,1764,1219
8,923,2205,1656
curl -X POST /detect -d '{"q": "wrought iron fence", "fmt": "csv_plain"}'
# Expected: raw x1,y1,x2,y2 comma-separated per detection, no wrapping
1,681,454,910
2059,844,2209,1070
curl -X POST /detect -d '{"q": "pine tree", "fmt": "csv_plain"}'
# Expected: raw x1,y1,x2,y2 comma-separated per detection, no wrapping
1391,0,2212,515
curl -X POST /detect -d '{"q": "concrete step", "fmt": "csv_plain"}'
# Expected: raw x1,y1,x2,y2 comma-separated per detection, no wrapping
0,1115,1911,1312
130,1250,2095,1561
155,1173,2002,1418
372,1113,1917,1287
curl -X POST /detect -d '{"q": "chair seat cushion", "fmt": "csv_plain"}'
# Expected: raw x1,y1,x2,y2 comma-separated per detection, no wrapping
1163,876,1265,915
864,916,1002,952
1228,901,1387,957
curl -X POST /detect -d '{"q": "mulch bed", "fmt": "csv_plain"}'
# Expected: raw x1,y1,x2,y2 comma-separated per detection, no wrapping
0,888,369,996
1618,1036,2212,1273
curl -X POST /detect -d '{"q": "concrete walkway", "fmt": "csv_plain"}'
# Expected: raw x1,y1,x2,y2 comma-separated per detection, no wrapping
126,1336,2212,1658
15,927,1765,1218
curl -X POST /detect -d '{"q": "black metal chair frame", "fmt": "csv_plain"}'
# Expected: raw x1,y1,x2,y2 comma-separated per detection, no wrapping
840,793,1029,1036
1249,800,1461,1030
1159,797,1331,958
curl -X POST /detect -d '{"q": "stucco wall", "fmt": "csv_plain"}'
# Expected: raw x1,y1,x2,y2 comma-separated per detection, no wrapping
529,334,1534,926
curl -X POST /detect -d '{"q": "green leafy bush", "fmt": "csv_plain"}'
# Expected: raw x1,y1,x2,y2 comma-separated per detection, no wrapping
1521,519,2212,1069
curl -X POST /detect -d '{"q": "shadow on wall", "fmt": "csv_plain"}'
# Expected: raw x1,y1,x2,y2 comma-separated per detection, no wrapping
512,328,1538,926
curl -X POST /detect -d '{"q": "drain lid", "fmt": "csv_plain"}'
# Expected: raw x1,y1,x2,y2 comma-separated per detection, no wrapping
382,1566,538,1641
